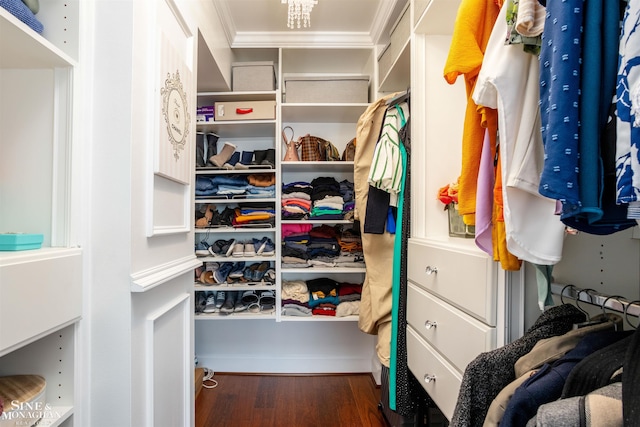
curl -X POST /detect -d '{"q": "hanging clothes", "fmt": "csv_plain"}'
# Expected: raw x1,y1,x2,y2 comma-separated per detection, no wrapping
450,304,585,427
473,0,566,266
443,0,501,226
353,93,398,368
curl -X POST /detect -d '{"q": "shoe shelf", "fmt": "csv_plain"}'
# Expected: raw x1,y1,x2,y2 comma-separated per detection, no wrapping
196,197,276,204
196,167,275,175
195,312,276,320
196,255,276,263
195,226,275,234
196,121,277,138
280,315,360,322
194,283,275,291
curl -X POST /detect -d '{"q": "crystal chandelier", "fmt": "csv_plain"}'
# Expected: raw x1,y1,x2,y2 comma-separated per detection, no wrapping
281,0,318,29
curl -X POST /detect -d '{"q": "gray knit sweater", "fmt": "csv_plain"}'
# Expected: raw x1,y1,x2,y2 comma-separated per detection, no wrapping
449,304,585,427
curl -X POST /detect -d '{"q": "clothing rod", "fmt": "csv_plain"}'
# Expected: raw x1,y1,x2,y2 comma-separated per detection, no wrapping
551,283,640,318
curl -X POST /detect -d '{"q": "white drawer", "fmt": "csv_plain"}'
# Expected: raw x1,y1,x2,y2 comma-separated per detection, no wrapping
408,239,497,325
0,248,82,354
407,325,461,421
407,283,495,372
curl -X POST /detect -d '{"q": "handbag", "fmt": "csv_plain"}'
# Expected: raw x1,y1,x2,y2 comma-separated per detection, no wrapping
282,126,300,161
299,134,326,161
341,138,356,161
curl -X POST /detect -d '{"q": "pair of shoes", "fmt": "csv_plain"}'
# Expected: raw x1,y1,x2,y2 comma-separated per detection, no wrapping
252,237,275,256
243,261,271,283
252,149,276,168
227,262,245,282
195,204,216,228
219,290,236,313
213,262,234,284
232,241,257,257
209,142,237,168
199,263,219,285
195,241,211,257
195,291,208,313
210,239,236,257
234,151,255,169
258,290,276,313
202,291,218,313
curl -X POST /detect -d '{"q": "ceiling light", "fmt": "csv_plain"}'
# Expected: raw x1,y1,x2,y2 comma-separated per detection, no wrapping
281,0,318,29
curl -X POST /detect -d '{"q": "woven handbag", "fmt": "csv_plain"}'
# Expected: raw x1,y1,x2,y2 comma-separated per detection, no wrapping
341,138,356,161
299,135,326,161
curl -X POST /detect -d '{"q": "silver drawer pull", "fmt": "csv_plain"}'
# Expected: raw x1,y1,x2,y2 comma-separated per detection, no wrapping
424,320,438,330
425,266,438,275
424,374,436,383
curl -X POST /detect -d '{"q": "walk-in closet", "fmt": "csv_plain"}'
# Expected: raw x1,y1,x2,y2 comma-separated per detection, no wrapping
1,0,639,426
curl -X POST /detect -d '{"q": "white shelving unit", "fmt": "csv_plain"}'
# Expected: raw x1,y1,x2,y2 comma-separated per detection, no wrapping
0,2,81,426
193,46,377,373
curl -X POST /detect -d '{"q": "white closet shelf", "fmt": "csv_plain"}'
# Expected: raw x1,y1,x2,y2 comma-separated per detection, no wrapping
196,91,278,102
195,120,276,138
195,312,276,320
194,283,275,291
195,197,276,204
281,315,359,322
281,161,354,172
195,255,276,263
195,227,275,234
281,267,366,274
281,219,355,225
281,103,369,123
196,168,275,175
0,8,76,69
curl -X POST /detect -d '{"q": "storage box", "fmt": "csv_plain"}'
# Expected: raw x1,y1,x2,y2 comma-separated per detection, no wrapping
0,233,43,251
232,61,276,91
213,100,276,121
283,74,369,103
447,204,475,238
196,106,214,123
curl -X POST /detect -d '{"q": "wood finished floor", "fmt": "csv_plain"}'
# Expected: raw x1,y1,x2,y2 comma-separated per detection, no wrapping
195,373,389,427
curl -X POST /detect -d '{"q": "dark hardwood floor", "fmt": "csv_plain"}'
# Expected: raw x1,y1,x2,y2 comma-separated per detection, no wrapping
195,373,389,427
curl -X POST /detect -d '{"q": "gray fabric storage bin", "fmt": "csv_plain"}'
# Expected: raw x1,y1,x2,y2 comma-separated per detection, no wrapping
283,74,369,103
232,61,276,91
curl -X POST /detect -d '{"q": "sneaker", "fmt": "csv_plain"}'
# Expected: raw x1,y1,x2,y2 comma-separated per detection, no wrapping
213,262,234,284
244,242,256,257
203,292,217,313
260,238,276,256
215,291,226,309
227,262,246,281
195,292,207,313
222,239,237,257
252,261,271,282
234,291,248,312
252,237,268,254
220,291,236,313
195,241,211,257
232,241,245,257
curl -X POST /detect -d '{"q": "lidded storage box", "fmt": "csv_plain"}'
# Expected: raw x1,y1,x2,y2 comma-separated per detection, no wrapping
0,233,43,251
232,61,276,92
283,74,369,103
213,100,276,121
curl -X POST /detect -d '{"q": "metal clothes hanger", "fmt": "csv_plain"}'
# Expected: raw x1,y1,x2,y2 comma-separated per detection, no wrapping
624,300,640,330
600,295,626,331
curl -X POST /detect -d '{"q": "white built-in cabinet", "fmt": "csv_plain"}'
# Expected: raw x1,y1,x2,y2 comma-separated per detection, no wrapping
193,46,377,374
0,2,81,426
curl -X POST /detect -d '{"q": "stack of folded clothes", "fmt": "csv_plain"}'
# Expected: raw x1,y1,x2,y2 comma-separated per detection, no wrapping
307,278,340,316
233,203,275,228
282,229,311,268
310,177,344,220
340,180,356,221
282,181,313,219
307,225,340,267
334,226,365,267
195,175,249,198
281,280,311,317
246,173,276,198
336,282,362,317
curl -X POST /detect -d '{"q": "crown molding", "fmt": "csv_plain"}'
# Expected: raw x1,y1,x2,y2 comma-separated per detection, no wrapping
212,0,237,47
369,0,400,44
230,31,375,48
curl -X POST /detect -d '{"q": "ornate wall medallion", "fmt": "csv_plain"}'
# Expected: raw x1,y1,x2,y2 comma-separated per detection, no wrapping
161,70,190,160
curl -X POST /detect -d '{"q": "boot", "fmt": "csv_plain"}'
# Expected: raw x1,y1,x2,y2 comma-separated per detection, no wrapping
223,151,240,169
195,132,206,168
234,151,254,169
261,148,276,168
205,133,220,167
209,142,237,168
253,149,267,165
